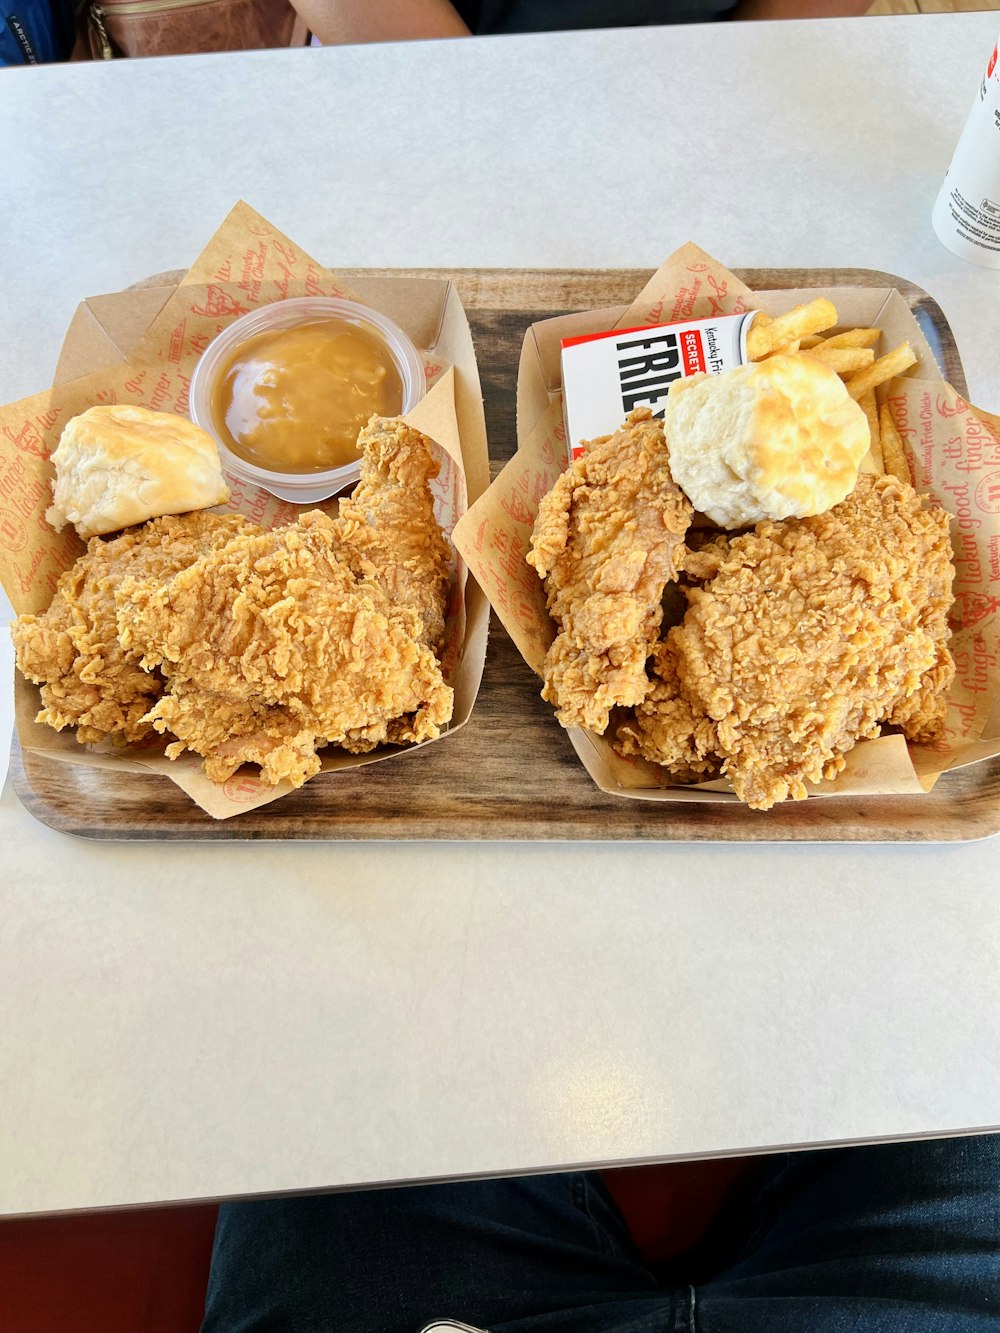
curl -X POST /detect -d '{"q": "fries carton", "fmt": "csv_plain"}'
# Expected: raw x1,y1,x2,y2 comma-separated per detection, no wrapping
561,311,754,459
0,202,490,820
453,243,1000,807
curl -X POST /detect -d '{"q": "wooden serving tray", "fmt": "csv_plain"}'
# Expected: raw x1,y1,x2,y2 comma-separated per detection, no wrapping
11,267,1000,841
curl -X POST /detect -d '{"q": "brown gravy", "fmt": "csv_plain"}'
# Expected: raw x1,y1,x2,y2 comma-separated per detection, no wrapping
212,318,403,474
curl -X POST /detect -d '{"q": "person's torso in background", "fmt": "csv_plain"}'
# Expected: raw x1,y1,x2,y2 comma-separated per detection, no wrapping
1,0,76,63
454,0,737,33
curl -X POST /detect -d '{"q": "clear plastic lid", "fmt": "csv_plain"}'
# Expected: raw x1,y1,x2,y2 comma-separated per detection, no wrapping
188,296,427,504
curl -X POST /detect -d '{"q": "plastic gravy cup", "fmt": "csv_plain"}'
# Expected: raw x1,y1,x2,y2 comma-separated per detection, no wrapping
188,296,426,503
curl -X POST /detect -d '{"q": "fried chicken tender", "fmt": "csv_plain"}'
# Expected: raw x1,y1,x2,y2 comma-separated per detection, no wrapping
337,416,452,651
618,474,955,810
122,511,454,788
619,638,721,785
11,512,259,745
527,408,692,733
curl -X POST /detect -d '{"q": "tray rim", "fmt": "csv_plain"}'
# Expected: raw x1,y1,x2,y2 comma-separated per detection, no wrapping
11,728,1000,843
11,265,997,843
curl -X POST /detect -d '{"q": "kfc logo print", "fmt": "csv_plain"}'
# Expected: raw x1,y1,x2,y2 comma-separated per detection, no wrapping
3,420,49,457
989,43,997,80
975,470,1000,514
953,589,1000,630
0,509,28,553
222,773,276,799
935,393,968,419
191,285,250,321
223,774,268,804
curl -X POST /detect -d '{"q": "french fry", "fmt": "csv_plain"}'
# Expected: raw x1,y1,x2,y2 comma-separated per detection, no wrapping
804,346,875,375
744,310,913,485
879,402,911,483
745,314,803,359
815,328,881,351
845,342,917,401
746,298,838,360
857,391,884,475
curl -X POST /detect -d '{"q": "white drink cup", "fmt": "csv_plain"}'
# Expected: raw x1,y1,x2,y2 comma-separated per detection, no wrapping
932,33,1000,268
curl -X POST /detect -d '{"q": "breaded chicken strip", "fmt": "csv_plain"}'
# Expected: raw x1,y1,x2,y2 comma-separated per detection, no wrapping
337,417,452,651
527,408,692,733
11,512,258,745
122,511,453,787
617,638,721,784
619,474,955,810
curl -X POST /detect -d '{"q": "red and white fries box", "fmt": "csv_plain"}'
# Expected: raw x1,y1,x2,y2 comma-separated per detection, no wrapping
560,311,757,459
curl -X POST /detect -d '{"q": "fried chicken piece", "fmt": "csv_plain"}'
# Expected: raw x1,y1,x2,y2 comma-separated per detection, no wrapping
123,511,453,787
679,533,731,583
619,474,955,810
617,638,721,783
13,419,456,789
526,408,692,733
336,416,452,651
617,535,729,777
11,512,258,745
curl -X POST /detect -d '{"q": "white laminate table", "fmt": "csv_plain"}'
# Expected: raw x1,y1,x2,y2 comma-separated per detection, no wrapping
2,12,1000,1219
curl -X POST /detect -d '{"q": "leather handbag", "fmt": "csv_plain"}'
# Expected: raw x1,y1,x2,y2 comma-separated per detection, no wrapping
77,0,307,60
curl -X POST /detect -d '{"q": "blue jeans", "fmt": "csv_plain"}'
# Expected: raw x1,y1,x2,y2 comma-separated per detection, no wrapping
201,1135,1000,1332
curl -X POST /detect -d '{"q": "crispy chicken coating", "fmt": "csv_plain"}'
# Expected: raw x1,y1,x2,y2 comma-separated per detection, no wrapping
12,416,455,790
121,510,453,788
527,408,692,733
618,638,721,785
618,474,955,809
337,416,453,651
11,512,259,745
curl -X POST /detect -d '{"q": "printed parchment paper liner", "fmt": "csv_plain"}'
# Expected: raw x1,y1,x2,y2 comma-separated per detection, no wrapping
453,243,1000,805
1,203,490,819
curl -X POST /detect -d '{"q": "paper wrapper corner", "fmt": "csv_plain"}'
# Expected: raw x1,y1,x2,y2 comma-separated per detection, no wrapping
1,201,490,820
453,243,1000,807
